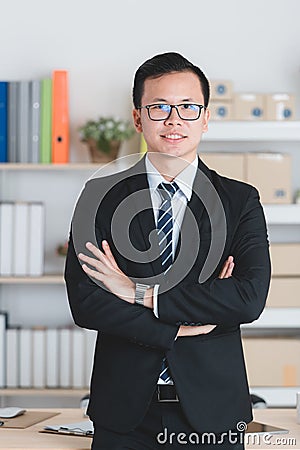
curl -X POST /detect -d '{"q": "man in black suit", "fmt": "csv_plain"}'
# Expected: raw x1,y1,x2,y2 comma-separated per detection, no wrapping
65,52,271,449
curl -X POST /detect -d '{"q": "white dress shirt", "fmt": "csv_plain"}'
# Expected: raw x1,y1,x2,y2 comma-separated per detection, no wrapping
145,154,198,319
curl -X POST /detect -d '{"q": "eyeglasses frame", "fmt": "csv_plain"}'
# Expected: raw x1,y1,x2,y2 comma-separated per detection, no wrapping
138,103,206,121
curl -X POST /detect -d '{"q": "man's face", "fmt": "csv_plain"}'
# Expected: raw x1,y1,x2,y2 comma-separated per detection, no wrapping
133,71,209,163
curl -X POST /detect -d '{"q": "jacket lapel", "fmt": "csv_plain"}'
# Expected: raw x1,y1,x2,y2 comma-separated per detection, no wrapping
174,157,227,283
126,158,163,277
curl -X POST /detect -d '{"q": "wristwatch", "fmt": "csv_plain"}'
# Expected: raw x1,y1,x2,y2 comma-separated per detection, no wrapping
135,283,150,306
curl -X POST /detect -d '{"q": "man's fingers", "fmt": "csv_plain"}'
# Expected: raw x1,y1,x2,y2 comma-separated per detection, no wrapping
224,262,235,278
78,252,101,268
102,240,119,269
85,241,103,259
81,263,104,281
219,263,228,279
78,252,110,275
219,256,234,279
197,324,217,334
178,324,217,337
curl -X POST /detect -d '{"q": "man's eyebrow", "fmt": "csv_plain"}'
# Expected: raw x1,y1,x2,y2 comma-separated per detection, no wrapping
151,98,197,103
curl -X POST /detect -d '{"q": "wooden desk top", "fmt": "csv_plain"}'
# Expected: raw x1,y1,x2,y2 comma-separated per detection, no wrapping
249,409,300,449
0,408,299,449
0,409,91,449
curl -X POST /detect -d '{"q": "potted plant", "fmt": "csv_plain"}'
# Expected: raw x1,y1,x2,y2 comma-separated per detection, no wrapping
79,116,135,163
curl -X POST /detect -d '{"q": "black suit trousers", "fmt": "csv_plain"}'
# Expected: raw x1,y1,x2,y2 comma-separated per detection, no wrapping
91,394,245,450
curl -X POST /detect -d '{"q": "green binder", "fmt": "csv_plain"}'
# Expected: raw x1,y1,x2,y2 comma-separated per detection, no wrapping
39,79,52,163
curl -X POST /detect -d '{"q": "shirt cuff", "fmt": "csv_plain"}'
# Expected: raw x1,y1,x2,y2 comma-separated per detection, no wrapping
153,284,160,318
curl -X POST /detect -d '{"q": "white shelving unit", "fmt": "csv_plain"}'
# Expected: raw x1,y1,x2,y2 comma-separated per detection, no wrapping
0,163,103,407
0,275,64,284
0,121,299,407
263,204,300,224
204,121,300,141
203,121,300,408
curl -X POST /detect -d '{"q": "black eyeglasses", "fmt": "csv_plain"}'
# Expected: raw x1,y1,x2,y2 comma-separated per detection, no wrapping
138,103,205,121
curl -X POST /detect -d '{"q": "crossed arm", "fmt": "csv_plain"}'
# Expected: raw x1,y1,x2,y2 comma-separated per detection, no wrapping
78,241,234,338
66,186,270,346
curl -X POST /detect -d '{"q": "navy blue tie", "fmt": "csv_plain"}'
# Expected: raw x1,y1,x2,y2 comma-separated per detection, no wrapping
157,181,179,383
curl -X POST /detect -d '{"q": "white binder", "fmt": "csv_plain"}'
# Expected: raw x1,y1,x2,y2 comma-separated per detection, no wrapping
0,203,14,276
6,327,20,388
28,202,45,276
13,202,29,276
32,328,46,388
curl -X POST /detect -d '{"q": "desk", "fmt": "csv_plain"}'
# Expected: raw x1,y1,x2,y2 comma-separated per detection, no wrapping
0,409,91,449
0,408,299,449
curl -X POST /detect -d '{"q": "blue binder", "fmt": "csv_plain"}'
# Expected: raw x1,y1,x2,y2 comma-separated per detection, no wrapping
0,82,8,163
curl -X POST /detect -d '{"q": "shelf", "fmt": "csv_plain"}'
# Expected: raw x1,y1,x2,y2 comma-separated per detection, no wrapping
0,387,297,407
204,121,300,141
263,204,300,224
0,275,64,284
0,388,87,397
0,159,135,173
0,163,104,170
242,308,300,329
249,387,299,408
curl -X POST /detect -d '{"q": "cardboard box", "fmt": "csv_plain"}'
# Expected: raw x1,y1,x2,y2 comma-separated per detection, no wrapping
242,337,300,386
201,153,245,182
266,94,295,121
234,93,265,120
210,80,233,101
270,243,300,276
267,277,300,307
209,102,233,121
245,153,292,204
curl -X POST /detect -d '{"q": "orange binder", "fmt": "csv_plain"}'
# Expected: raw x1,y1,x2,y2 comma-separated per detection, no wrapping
52,70,69,163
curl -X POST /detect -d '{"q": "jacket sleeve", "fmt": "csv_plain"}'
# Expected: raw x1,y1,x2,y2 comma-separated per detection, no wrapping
157,186,271,327
64,232,179,351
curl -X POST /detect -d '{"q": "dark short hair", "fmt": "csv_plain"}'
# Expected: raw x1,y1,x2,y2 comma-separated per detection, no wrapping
132,52,210,109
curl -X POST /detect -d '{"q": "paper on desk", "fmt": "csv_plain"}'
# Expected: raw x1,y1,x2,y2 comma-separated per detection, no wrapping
43,419,94,436
0,411,59,428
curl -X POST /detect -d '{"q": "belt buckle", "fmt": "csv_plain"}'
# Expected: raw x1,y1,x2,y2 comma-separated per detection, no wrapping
157,385,179,402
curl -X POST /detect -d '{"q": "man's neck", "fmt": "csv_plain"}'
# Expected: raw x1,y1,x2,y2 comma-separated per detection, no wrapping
147,153,197,181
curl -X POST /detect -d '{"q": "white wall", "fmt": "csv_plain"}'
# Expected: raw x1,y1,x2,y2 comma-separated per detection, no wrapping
1,0,299,159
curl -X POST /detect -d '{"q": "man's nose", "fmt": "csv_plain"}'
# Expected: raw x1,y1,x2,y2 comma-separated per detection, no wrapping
164,106,182,125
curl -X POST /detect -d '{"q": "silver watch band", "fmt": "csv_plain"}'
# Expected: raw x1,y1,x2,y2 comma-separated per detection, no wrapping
135,283,150,306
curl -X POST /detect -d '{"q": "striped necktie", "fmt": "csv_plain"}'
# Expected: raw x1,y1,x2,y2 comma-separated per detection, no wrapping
157,181,179,383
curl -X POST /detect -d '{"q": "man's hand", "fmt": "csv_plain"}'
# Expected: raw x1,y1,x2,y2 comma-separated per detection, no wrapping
178,255,235,338
218,255,234,279
177,324,217,337
78,241,135,303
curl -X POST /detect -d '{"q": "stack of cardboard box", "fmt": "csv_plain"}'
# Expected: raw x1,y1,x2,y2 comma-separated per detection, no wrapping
242,244,300,389
242,337,300,387
209,80,234,121
207,80,298,394
209,79,296,121
201,151,292,203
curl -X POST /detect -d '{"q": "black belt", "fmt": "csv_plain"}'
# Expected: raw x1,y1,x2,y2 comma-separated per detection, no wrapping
156,384,179,402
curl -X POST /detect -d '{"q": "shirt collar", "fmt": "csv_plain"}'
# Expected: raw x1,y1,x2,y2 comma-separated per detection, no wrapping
145,154,198,201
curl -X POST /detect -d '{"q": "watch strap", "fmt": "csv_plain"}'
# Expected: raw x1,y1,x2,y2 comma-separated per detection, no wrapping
135,283,150,306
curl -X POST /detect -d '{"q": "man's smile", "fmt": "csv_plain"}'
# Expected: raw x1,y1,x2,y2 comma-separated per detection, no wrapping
161,133,187,141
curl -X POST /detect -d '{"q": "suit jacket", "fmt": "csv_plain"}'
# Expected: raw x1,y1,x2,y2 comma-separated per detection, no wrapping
64,156,271,434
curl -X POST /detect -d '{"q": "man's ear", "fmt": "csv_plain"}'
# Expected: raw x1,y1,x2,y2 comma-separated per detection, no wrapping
132,109,143,133
202,108,210,133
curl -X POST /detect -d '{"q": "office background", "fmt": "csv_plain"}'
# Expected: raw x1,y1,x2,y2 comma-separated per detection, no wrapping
1,0,300,159
0,0,299,408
